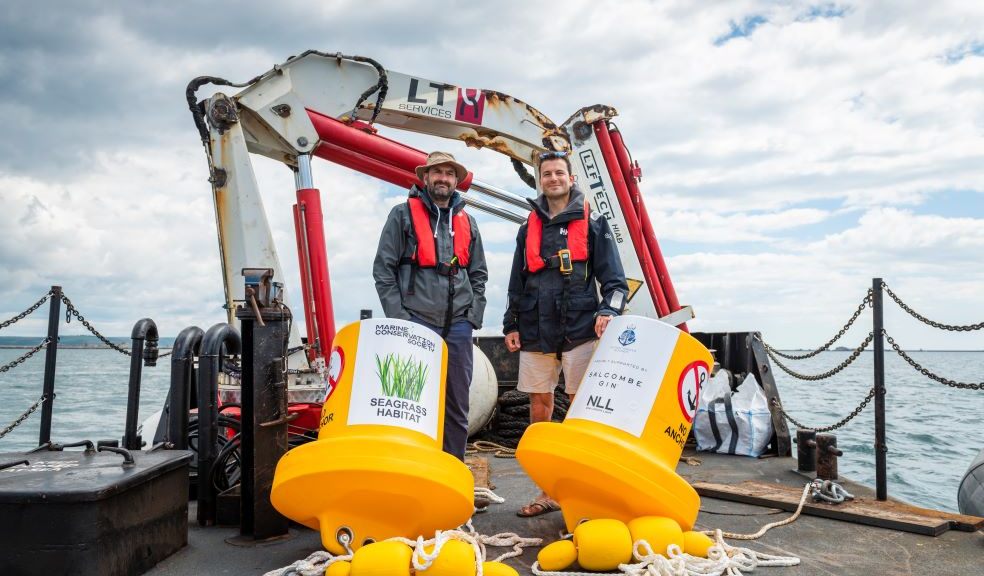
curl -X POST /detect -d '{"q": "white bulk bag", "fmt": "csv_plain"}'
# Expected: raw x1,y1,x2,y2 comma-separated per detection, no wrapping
694,372,773,457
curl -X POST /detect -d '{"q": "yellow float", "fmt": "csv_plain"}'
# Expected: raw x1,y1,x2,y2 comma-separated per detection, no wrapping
534,517,714,572
271,319,474,554
516,315,713,532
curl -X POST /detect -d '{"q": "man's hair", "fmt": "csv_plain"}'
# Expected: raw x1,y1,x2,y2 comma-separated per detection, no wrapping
537,154,573,176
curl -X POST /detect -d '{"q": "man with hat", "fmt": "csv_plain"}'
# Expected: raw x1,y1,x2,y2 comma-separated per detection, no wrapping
373,151,488,460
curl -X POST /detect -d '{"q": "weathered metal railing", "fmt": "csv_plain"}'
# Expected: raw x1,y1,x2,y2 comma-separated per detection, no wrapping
762,277,983,501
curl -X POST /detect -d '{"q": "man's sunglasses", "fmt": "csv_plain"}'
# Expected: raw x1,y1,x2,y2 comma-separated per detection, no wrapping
538,151,569,160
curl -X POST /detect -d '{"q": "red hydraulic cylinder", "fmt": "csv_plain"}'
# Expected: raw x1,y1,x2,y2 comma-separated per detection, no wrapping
309,111,474,191
593,121,671,318
295,188,336,355
609,128,687,331
292,205,319,363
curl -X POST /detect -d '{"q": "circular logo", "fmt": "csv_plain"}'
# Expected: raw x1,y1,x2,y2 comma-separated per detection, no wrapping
326,346,344,400
677,360,709,423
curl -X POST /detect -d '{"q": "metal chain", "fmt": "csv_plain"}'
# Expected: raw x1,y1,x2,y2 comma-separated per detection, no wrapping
763,290,872,359
60,294,132,356
0,338,50,374
0,291,53,331
763,332,874,381
883,330,983,390
0,395,47,440
771,387,875,433
882,282,984,332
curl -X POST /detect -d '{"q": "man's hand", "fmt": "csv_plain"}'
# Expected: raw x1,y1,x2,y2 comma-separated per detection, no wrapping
594,314,613,338
505,331,521,352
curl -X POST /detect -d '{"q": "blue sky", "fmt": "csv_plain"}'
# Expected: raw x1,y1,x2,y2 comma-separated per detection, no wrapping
0,0,982,350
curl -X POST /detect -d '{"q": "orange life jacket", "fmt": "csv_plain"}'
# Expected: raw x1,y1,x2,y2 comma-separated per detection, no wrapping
525,201,590,273
407,197,471,267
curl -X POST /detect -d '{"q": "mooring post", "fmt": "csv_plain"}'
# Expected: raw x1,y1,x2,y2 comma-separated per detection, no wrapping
38,286,62,446
236,268,290,540
872,277,887,501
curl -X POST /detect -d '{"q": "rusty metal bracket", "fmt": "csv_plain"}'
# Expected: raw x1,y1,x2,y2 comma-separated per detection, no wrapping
816,433,844,480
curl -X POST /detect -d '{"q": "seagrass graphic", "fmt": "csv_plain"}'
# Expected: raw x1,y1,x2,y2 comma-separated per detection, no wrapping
375,353,428,402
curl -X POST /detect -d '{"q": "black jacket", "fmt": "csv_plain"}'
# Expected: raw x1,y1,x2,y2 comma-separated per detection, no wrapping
502,186,628,353
373,185,488,329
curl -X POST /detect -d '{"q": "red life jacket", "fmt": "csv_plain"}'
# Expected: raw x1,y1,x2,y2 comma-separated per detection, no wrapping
407,197,471,267
525,201,590,273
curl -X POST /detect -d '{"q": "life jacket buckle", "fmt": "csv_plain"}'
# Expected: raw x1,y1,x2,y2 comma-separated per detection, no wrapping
557,249,573,275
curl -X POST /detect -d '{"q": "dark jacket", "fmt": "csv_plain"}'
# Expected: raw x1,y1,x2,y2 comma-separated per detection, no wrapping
503,186,628,353
373,185,488,329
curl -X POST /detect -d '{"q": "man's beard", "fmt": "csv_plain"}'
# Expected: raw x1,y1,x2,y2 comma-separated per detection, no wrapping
429,183,453,202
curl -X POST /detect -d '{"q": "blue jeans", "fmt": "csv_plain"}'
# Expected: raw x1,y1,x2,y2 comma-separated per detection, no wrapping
409,316,473,461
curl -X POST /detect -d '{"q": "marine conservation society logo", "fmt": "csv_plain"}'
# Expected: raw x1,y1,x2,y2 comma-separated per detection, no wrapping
370,352,428,423
618,323,637,346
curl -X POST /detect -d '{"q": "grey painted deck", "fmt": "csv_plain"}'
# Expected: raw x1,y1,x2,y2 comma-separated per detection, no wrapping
147,448,984,575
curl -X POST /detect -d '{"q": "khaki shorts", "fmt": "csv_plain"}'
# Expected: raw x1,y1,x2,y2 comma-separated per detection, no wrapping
517,340,597,395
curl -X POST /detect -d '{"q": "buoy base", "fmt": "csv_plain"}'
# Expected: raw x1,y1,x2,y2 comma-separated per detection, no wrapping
271,432,474,554
516,420,699,532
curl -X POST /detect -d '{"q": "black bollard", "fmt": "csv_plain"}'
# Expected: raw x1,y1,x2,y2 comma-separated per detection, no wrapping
816,433,843,480
196,323,241,527
235,269,291,541
123,319,158,450
165,326,204,450
795,429,818,473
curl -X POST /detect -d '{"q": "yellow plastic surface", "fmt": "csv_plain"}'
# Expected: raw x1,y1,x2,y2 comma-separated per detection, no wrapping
573,519,633,571
482,561,519,576
271,320,474,554
516,318,713,532
536,539,577,571
349,541,413,576
628,516,684,557
417,539,476,575
325,560,351,576
683,531,715,558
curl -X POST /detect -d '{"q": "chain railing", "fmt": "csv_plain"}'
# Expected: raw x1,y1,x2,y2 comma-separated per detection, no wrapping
883,330,982,390
759,278,982,502
882,283,984,332
770,388,874,433
60,293,171,358
0,338,50,374
0,291,53,330
763,290,872,360
761,332,874,383
0,395,47,440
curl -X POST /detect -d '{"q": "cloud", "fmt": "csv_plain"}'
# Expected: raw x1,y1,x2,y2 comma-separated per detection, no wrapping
1,0,982,351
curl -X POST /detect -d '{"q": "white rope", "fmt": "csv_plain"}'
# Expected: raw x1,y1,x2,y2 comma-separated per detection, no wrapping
261,550,351,576
531,532,800,576
703,483,811,540
475,486,506,504
475,486,506,512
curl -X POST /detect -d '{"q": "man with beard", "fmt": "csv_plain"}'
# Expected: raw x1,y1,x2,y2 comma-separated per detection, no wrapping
373,151,488,461
503,151,628,516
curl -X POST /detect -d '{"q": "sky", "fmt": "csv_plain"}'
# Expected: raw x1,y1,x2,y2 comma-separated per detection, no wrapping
1,0,982,351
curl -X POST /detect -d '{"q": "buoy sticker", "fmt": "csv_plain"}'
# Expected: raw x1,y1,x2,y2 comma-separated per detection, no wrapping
326,346,344,401
677,360,708,423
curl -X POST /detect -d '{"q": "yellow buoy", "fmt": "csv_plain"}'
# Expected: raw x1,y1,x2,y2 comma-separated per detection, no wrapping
271,319,474,554
573,519,633,571
683,531,715,558
482,561,519,576
536,539,577,571
349,541,413,576
516,315,713,532
628,516,684,557
325,560,351,576
417,539,476,576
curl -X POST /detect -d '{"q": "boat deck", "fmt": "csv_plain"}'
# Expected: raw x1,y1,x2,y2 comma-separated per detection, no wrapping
147,448,984,576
